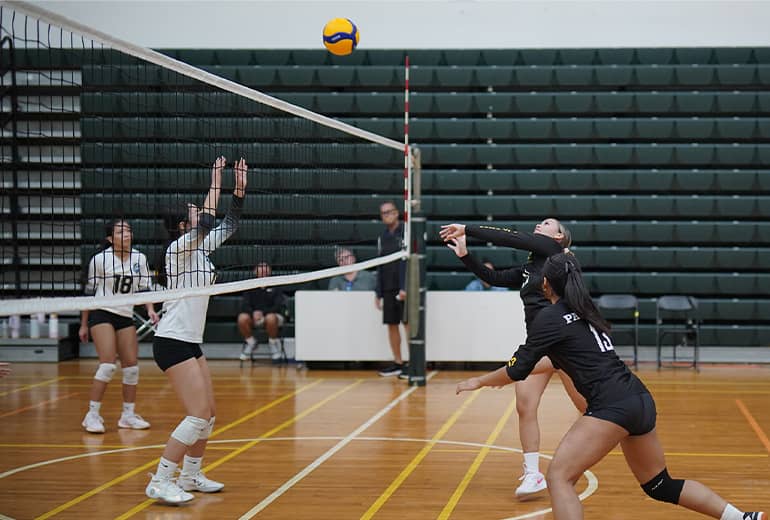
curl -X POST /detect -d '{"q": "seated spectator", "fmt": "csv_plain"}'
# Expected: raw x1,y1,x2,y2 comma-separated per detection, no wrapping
465,258,508,292
328,248,376,291
238,262,287,362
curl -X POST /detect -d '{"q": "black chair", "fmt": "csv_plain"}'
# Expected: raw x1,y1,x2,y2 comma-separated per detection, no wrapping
656,295,699,369
597,294,639,369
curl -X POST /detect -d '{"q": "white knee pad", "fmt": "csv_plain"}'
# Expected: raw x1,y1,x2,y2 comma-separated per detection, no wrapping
122,365,139,385
171,416,209,446
199,416,215,440
94,363,117,383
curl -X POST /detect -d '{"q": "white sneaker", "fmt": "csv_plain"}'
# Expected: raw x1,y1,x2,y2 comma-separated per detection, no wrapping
118,413,150,430
269,341,283,363
239,342,254,361
515,469,547,500
178,471,224,493
82,411,105,434
145,474,194,504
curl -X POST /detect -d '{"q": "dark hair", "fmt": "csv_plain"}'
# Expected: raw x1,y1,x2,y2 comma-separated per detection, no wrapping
97,219,130,252
543,253,610,335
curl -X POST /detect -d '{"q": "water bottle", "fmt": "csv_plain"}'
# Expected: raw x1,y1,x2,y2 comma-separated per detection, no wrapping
29,315,40,338
48,313,59,339
9,315,21,339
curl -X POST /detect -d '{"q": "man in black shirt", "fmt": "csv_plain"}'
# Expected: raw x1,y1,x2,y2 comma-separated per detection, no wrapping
456,253,765,520
375,201,408,377
237,262,287,362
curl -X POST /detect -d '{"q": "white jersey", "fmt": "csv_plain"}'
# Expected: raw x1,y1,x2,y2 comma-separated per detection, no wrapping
155,215,237,344
84,247,153,318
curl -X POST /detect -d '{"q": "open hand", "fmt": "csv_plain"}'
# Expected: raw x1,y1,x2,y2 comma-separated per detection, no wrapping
446,236,468,258
211,156,226,189
234,157,248,197
439,223,466,241
456,376,482,395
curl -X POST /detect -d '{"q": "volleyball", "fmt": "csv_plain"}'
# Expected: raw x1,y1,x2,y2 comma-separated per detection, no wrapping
322,18,359,56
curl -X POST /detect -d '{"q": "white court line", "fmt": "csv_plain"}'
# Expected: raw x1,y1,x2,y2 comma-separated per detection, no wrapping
0,435,597,520
237,371,439,519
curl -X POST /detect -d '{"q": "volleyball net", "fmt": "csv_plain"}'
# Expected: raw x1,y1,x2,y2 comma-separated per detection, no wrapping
0,2,412,320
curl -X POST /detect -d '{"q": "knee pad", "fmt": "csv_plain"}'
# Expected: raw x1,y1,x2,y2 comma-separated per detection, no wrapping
641,468,684,505
94,363,117,383
171,416,209,446
199,416,215,440
122,365,139,385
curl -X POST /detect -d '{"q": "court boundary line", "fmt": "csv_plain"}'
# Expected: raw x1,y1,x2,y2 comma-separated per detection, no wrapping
239,371,439,520
736,399,770,453
30,379,323,520
1,436,598,520
0,392,78,418
438,395,519,519
0,377,63,398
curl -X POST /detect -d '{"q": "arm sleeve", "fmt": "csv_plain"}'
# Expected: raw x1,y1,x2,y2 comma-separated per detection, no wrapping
466,225,563,256
460,252,525,288
398,258,407,292
375,236,383,298
167,212,217,261
505,310,562,381
202,194,243,254
328,277,343,291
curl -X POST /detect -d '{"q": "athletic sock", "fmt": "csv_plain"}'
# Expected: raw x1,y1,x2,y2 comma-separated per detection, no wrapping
156,457,177,480
181,455,202,477
523,452,540,474
89,400,101,414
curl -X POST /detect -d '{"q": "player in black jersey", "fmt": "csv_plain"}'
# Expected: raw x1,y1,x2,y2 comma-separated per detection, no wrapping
456,253,765,520
441,219,585,499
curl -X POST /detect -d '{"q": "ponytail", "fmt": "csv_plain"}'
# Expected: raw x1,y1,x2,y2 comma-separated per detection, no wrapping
544,253,610,335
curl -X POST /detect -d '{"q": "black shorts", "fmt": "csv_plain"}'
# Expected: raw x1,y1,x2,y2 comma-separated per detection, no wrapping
586,392,657,436
153,336,203,372
88,309,135,331
382,290,407,325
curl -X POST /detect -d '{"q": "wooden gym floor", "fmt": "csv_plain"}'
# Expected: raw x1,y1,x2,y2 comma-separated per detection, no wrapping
0,360,769,519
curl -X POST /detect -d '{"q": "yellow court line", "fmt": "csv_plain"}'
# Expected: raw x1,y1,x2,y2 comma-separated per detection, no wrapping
115,379,364,520
735,399,770,454
360,391,481,520
438,396,518,519
33,379,323,520
0,376,63,398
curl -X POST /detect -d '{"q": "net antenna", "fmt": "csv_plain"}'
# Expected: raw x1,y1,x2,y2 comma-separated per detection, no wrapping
0,1,412,316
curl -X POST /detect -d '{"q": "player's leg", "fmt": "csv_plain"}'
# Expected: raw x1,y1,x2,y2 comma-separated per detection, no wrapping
146,349,210,504
179,355,223,493
264,313,283,362
115,324,149,430
378,291,404,376
83,320,118,433
622,427,765,519
547,415,628,520
514,359,553,499
237,310,255,360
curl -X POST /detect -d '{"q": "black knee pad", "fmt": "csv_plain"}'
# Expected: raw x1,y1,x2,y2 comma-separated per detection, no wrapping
641,468,684,504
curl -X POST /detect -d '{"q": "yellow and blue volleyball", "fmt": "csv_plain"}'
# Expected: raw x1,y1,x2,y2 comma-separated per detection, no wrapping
322,18,359,56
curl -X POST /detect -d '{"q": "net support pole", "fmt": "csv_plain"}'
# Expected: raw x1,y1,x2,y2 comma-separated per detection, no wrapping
407,147,426,387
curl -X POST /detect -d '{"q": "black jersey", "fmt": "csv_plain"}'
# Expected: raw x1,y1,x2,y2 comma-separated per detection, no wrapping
463,224,563,330
505,300,648,410
376,223,406,297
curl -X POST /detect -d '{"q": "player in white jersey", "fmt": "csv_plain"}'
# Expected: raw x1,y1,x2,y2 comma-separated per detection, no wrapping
79,219,159,434
145,156,247,505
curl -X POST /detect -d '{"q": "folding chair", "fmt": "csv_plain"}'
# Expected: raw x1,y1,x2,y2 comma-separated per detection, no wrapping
597,294,639,369
656,295,700,369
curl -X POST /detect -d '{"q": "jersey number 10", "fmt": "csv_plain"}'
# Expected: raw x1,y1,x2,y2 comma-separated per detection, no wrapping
588,324,615,352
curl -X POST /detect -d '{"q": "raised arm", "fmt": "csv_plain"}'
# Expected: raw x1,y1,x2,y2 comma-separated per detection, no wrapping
203,157,247,254
168,157,225,257
441,222,562,257
447,236,524,288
